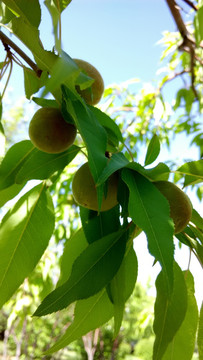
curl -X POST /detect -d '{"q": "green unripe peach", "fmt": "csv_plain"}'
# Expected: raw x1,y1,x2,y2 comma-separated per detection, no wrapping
72,162,118,211
154,180,192,234
29,107,76,154
74,59,104,105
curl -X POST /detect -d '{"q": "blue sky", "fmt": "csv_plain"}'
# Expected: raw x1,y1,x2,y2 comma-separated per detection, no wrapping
40,0,175,85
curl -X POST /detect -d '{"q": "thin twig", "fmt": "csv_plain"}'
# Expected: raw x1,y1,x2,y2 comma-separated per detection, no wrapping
180,0,198,11
165,0,200,98
0,30,42,77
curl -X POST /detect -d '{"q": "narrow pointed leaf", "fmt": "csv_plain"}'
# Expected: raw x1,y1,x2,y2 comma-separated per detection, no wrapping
0,183,55,308
144,134,160,166
62,85,108,182
153,262,187,360
57,228,88,287
122,168,174,295
109,245,138,337
45,289,114,354
162,271,198,360
0,183,25,207
34,229,127,316
177,160,203,182
198,302,203,360
15,145,80,183
0,140,34,190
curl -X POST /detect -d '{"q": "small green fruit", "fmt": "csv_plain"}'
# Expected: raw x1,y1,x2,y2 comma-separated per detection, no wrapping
74,59,104,105
154,180,192,234
29,107,76,154
72,162,118,211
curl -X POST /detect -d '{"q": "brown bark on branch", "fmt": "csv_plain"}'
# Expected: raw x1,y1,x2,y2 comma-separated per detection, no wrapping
165,0,199,98
0,30,42,77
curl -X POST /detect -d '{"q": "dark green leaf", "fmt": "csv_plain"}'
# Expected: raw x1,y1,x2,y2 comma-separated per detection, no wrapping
96,152,129,186
0,140,34,190
89,106,123,144
144,134,160,166
57,228,88,287
122,169,174,295
62,85,107,210
15,145,80,183
153,262,187,360
80,205,120,244
34,229,127,316
162,271,198,360
0,183,55,308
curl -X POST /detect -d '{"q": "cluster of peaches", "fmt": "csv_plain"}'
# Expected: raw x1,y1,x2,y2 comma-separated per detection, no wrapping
28,58,192,234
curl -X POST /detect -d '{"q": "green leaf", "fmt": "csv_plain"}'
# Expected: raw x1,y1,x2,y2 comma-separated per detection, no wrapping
2,0,41,28
0,140,34,190
0,183,25,207
162,271,199,360
34,229,127,316
0,3,16,24
198,302,203,360
127,161,170,181
0,121,5,159
62,85,108,182
42,51,80,97
177,160,203,186
32,97,58,108
11,17,57,71
0,183,55,308
89,106,123,144
174,88,195,114
194,6,203,45
153,262,188,360
15,145,80,183
53,0,72,12
45,289,114,354
80,205,120,244
23,67,47,99
122,169,174,295
191,209,203,232
109,245,138,337
96,152,129,186
57,228,88,287
144,134,160,166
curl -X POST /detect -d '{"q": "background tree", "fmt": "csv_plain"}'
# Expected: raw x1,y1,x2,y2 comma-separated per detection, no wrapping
0,0,202,359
